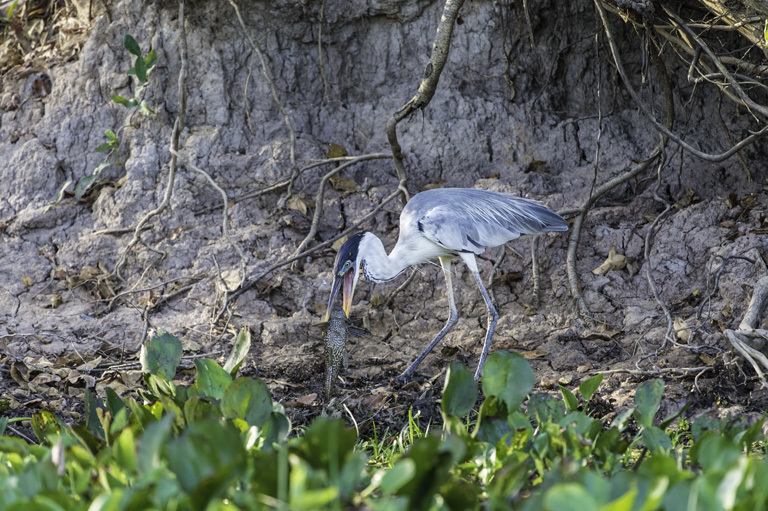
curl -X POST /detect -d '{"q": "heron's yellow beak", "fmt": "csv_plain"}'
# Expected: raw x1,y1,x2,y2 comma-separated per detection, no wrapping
325,270,355,321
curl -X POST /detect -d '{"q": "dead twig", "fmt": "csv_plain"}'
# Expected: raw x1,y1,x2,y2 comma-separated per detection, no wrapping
292,153,394,258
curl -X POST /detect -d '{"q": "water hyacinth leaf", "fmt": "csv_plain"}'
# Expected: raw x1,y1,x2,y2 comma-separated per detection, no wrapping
634,379,664,428
123,34,141,57
378,459,416,494
223,326,251,377
221,377,272,428
260,410,291,450
528,393,564,425
560,385,579,412
482,351,534,411
137,414,173,473
31,410,60,443
642,425,672,453
473,396,511,444
139,332,182,381
442,362,478,417
578,373,603,401
193,359,232,400
543,483,598,511
167,420,247,507
294,418,357,471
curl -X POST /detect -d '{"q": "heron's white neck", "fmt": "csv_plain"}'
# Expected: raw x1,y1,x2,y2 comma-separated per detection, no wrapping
357,231,448,283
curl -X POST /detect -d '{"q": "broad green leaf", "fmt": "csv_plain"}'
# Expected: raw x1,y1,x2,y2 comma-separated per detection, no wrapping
95,142,114,153
139,332,182,381
111,95,132,107
113,428,136,472
184,396,218,424
560,385,579,412
145,49,157,69
481,351,534,411
528,393,564,425
105,387,126,416
634,379,664,428
134,55,147,83
642,426,672,453
193,359,232,400
378,459,416,494
84,388,105,440
221,377,272,428
123,34,141,57
579,373,603,401
31,411,60,443
544,483,598,511
473,396,511,444
223,327,251,376
137,414,173,473
294,418,357,471
0,417,7,436
260,410,291,451
104,129,117,140
442,362,478,417
167,419,247,507
601,487,637,511
75,174,98,200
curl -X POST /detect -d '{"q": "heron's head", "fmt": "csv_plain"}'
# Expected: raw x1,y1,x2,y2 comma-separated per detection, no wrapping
325,232,367,321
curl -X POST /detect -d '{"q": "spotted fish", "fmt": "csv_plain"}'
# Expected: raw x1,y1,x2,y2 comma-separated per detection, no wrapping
324,307,369,401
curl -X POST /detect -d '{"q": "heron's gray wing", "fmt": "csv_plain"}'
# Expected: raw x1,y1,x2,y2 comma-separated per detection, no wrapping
413,189,566,254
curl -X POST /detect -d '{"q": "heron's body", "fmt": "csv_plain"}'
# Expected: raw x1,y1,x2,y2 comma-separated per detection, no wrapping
326,187,567,381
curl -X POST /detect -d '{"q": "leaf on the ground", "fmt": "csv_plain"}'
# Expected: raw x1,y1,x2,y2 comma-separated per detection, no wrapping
519,349,549,359
218,268,242,292
223,327,251,377
139,331,182,381
326,143,347,158
592,245,626,275
332,236,348,252
75,174,98,200
582,329,621,340
48,294,63,308
286,194,308,215
674,317,691,343
22,276,33,287
722,301,733,318
525,160,548,173
419,179,445,191
329,174,359,192
675,186,699,208
294,393,317,406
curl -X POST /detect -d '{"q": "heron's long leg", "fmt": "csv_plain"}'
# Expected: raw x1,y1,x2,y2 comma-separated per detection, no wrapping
459,252,498,381
397,256,459,381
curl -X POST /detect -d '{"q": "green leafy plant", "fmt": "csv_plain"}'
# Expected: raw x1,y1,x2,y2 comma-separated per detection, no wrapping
3,341,768,510
50,34,158,207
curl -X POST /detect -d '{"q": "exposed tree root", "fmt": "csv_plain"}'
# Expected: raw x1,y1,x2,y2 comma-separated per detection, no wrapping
724,276,768,387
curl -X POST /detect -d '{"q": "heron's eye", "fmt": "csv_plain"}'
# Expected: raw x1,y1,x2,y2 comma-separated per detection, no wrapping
338,260,352,277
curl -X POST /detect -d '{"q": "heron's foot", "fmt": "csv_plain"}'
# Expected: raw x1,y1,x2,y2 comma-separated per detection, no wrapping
394,371,412,384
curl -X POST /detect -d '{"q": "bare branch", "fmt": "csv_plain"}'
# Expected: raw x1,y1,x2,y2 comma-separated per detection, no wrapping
385,0,466,198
